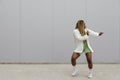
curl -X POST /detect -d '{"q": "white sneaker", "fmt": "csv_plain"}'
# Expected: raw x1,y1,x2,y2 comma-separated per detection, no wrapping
88,72,93,78
72,67,78,76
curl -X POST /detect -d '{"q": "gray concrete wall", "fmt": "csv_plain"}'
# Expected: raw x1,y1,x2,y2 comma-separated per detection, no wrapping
0,0,120,63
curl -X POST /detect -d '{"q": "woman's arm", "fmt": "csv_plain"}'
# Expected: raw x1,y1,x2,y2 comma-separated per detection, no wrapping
87,28,99,37
87,28,103,37
73,29,89,41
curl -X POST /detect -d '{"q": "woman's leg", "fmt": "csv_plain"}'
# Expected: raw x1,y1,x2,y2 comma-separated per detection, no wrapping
71,52,80,76
71,52,80,66
86,52,93,69
86,52,93,78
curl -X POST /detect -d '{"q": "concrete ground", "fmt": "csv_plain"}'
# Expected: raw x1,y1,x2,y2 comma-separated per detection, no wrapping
0,64,120,80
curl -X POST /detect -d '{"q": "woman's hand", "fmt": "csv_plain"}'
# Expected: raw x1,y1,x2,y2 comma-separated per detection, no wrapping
99,32,103,36
87,31,89,36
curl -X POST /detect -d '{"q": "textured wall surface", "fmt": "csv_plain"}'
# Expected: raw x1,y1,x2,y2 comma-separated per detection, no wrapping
0,0,120,63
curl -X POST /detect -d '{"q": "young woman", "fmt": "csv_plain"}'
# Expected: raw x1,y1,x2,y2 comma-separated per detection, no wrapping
71,20,103,78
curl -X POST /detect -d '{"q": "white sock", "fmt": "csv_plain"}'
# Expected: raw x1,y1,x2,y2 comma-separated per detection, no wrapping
72,66,78,76
73,66,77,69
88,69,93,78
89,69,93,73
73,66,78,71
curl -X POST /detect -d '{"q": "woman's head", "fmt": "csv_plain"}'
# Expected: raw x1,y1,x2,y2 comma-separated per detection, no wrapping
75,20,86,36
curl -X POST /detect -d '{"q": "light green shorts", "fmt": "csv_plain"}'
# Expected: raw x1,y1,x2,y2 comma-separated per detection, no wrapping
82,40,91,53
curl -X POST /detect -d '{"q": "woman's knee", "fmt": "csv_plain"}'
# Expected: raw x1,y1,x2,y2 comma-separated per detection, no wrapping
71,56,76,61
71,53,80,61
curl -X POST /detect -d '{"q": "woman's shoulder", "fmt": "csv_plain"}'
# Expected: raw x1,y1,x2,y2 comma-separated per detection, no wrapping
73,29,78,32
85,28,89,30
73,28,89,31
73,29,79,34
85,28,91,32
